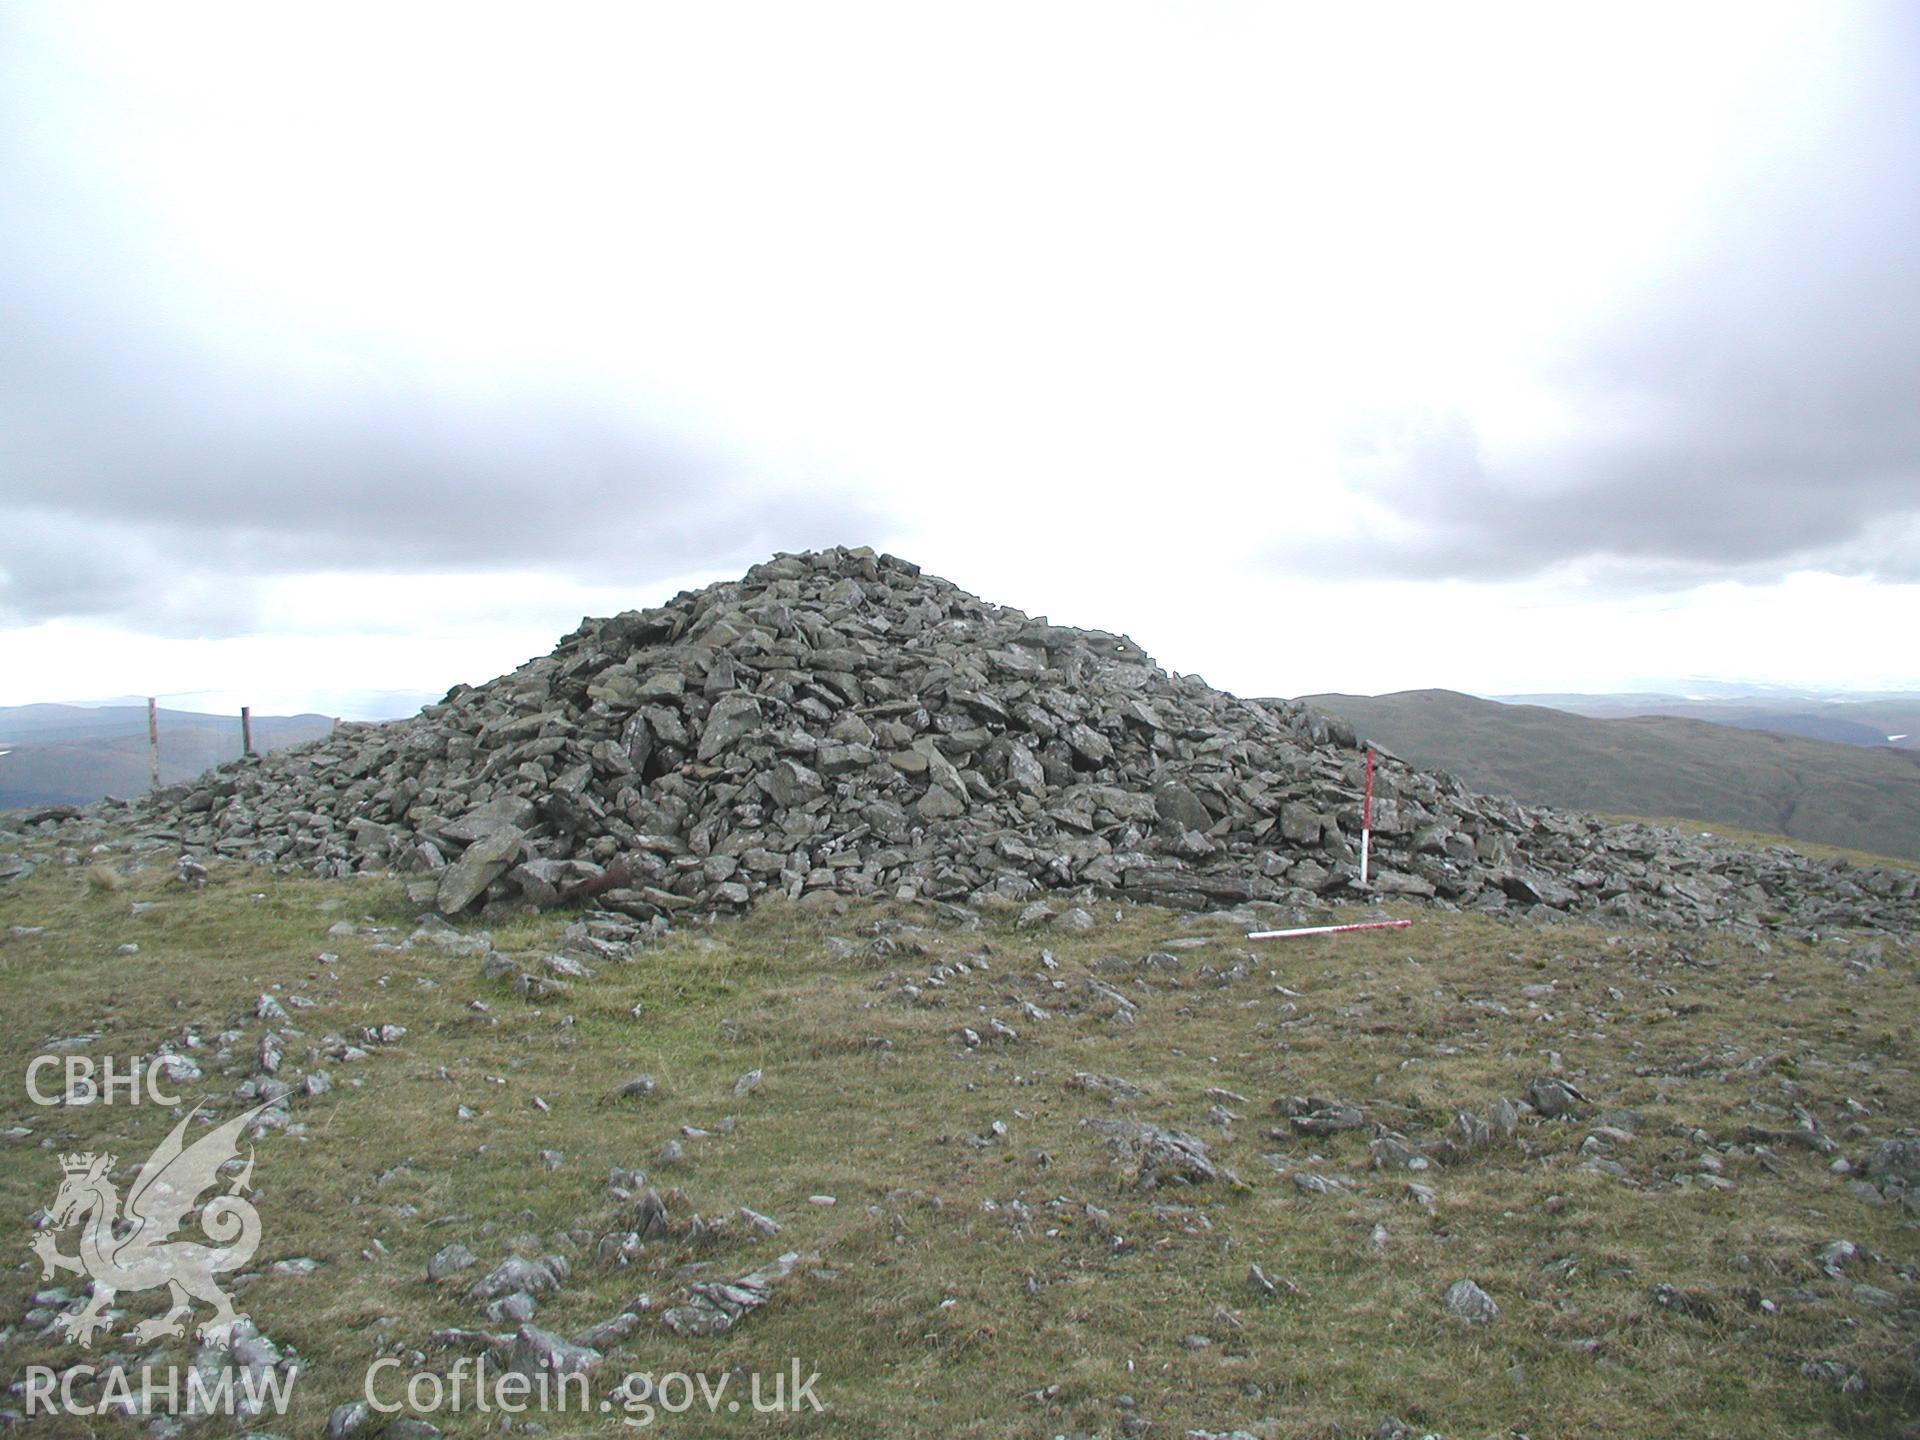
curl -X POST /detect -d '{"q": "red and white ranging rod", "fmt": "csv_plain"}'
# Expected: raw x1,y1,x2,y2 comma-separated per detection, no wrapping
1247,918,1411,940
1248,748,1403,940
1360,746,1374,887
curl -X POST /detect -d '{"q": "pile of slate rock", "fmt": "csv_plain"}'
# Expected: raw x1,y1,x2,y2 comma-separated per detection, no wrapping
27,547,1917,939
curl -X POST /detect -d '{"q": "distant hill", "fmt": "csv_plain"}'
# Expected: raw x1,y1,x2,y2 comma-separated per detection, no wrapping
0,705,336,808
1498,692,1920,750
1299,689,1920,862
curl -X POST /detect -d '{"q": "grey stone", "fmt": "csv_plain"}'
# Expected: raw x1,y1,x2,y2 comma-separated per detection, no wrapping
1524,1076,1587,1118
1287,1098,1366,1135
439,795,538,845
1443,1278,1498,1323
1865,1138,1920,1186
506,1324,599,1380
1070,1071,1143,1100
573,1311,643,1348
661,1250,804,1337
427,1243,477,1282
1154,782,1212,832
1088,1118,1231,1187
697,694,764,761
1292,1171,1354,1196
1279,803,1323,845
435,825,526,915
468,1255,559,1301
484,1292,539,1324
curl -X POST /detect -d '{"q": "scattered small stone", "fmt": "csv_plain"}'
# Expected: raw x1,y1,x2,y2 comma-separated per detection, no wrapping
1818,1240,1859,1276
1443,1278,1498,1323
427,1244,477,1282
1286,1097,1366,1134
506,1324,599,1381
484,1292,539,1324
1291,1171,1354,1196
1016,902,1054,929
1071,1072,1143,1100
1088,1118,1234,1188
573,1311,643,1349
661,1251,805,1337
468,1255,559,1301
1524,1076,1588,1118
326,1402,374,1439
739,1207,782,1236
1247,1264,1296,1299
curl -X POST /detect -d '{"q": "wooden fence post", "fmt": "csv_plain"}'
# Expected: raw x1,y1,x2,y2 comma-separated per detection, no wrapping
147,697,160,791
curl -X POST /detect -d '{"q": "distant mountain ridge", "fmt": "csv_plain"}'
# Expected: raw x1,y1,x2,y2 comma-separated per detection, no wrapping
1299,689,1920,862
0,704,335,808
1497,691,1920,750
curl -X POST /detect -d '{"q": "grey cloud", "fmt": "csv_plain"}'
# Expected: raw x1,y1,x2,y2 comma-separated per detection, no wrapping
1317,403,1920,589
0,276,886,631
0,14,885,634
1279,7,1920,588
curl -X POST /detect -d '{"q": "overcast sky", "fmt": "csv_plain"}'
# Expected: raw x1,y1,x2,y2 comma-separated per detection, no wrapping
3,2,1917,718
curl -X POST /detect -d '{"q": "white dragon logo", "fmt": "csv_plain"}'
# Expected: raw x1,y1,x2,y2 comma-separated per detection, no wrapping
32,1103,268,1347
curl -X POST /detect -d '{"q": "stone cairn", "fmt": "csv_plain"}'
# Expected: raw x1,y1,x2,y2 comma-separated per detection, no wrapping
55,548,1920,938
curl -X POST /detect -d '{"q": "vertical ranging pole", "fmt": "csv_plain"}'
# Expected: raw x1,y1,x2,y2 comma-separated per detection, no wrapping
1360,747,1374,887
241,706,254,757
147,697,160,792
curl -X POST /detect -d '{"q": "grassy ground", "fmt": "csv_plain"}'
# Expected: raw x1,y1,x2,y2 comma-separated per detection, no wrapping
1,844,1916,1439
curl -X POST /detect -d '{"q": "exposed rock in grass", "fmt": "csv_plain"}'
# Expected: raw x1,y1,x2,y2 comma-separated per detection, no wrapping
660,1250,806,1337
1291,1171,1355,1196
1284,1096,1366,1134
572,1310,643,1349
426,1243,476,1282
467,1255,559,1302
1444,1278,1499,1323
1071,1071,1144,1101
482,1292,537,1324
326,1401,374,1439
506,1323,599,1381
1088,1118,1235,1188
1524,1075,1588,1118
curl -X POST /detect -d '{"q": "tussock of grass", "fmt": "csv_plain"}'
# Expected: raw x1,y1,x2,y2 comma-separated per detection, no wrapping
1,847,1915,1439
